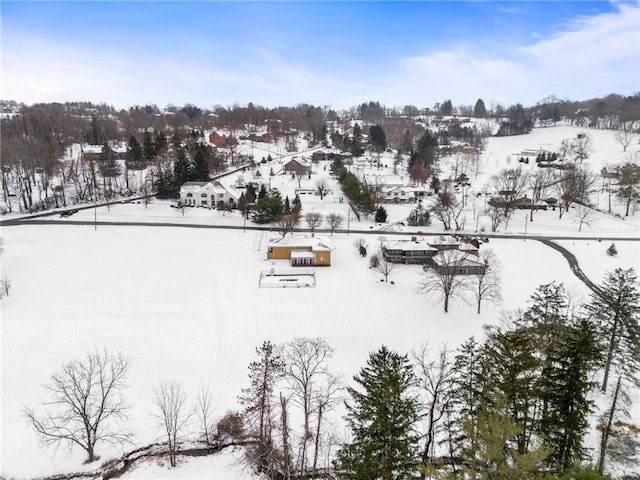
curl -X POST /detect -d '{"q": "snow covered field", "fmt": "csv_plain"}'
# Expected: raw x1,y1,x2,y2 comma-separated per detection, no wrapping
1,124,639,478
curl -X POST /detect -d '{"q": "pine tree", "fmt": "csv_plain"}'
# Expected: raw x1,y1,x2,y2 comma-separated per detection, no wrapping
192,145,210,182
335,346,420,479
542,319,601,471
173,147,192,186
473,99,487,118
587,268,640,392
238,341,284,477
375,206,388,223
126,134,143,167
606,243,617,256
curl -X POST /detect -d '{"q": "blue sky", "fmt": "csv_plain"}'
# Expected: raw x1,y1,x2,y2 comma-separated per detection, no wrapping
2,1,638,110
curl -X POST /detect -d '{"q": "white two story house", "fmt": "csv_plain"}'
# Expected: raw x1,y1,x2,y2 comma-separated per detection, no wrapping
179,181,240,208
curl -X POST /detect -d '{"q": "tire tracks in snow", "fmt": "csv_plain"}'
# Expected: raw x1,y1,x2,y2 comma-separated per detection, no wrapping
536,239,601,295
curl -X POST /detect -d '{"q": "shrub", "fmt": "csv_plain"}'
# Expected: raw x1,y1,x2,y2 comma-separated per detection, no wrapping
606,243,618,256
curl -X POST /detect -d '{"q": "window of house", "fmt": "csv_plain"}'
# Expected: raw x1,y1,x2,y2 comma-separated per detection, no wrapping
201,193,207,198
458,268,467,275
187,193,193,197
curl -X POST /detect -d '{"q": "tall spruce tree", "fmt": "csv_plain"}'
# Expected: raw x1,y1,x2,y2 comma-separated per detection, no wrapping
587,268,640,391
335,346,420,479
542,319,601,471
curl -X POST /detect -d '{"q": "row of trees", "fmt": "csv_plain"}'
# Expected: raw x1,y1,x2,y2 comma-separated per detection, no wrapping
335,269,640,479
23,268,639,476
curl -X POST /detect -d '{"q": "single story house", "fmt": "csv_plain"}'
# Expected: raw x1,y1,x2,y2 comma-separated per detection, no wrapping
267,236,334,267
179,181,240,208
431,250,487,275
284,158,312,176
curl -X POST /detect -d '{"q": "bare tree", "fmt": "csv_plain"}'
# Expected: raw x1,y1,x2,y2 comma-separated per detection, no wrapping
473,248,502,314
152,379,191,468
273,212,300,238
325,213,344,236
528,169,554,222
304,212,323,234
616,162,640,217
195,383,215,445
373,250,395,282
412,344,454,475
315,177,328,200
555,167,593,219
572,204,597,232
311,374,342,477
614,123,635,152
280,393,292,479
491,167,529,217
24,350,132,463
283,337,334,472
0,275,11,298
488,207,505,233
431,185,458,231
420,250,471,313
353,237,367,257
572,133,592,163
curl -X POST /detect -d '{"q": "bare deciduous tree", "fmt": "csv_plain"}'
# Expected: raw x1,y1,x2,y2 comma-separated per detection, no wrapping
431,185,458,231
325,213,344,236
491,167,529,217
572,133,592,163
24,350,132,463
488,207,505,233
152,379,191,468
304,212,323,234
0,275,11,298
273,212,300,238
573,204,597,232
555,167,593,219
195,383,215,445
283,337,334,472
614,123,635,152
420,250,471,313
473,248,502,313
315,177,328,200
412,344,454,474
373,250,395,282
616,162,640,217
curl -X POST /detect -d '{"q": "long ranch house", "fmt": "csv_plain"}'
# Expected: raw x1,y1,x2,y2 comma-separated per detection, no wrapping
267,236,334,267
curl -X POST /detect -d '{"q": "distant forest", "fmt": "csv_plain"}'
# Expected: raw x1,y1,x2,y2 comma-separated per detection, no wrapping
1,93,638,213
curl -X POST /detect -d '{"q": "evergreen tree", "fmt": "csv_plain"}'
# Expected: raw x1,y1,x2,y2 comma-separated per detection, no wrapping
142,131,157,162
412,131,439,167
587,268,640,391
606,243,617,256
153,165,177,198
440,99,453,116
173,147,192,186
192,145,210,181
375,206,388,223
473,99,487,118
369,125,387,153
238,341,284,477
126,134,143,167
407,202,431,226
335,346,420,479
542,319,601,471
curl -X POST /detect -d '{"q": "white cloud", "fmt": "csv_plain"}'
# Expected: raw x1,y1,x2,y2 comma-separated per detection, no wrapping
2,3,638,110
371,2,639,108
